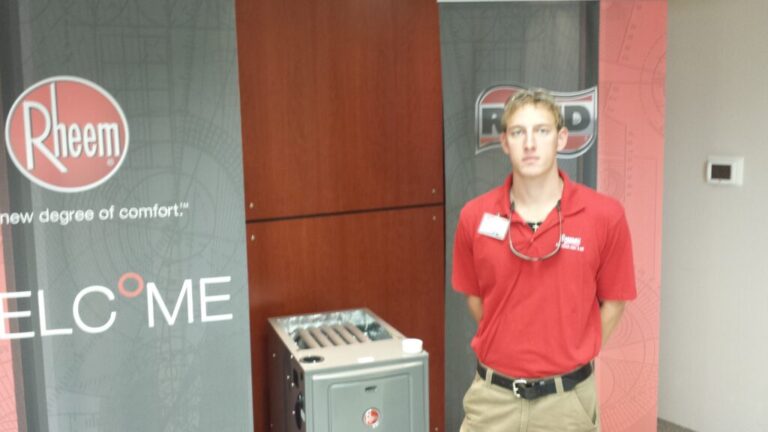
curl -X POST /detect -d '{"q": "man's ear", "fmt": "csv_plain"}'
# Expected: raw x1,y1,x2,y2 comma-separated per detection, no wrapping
556,127,569,152
500,131,511,155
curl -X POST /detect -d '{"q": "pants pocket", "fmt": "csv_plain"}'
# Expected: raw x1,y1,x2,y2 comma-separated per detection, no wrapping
568,374,598,430
462,373,483,422
461,373,519,432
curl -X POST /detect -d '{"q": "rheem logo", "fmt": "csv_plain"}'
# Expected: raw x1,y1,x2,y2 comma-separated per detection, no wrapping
475,85,597,158
4,76,129,193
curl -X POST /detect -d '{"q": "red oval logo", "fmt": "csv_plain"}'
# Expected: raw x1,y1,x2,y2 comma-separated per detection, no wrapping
362,407,381,428
4,76,129,193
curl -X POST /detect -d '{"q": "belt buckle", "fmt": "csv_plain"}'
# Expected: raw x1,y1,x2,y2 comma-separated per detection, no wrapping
512,379,528,399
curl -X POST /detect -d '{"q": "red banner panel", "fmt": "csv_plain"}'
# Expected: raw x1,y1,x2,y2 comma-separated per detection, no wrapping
597,1,666,431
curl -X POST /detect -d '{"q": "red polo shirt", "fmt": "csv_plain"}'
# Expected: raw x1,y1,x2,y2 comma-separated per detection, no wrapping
452,171,636,378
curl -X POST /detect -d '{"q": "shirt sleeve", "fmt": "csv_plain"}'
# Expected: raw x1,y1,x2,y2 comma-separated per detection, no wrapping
596,207,637,301
451,208,482,297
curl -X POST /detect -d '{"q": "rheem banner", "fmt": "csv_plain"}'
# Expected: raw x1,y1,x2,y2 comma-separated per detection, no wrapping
0,1,253,431
439,1,664,431
438,2,600,430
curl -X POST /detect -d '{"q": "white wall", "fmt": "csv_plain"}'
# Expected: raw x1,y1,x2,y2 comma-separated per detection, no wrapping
661,1,768,431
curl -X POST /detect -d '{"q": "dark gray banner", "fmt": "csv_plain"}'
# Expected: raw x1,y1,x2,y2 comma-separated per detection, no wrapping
438,2,599,429
0,1,253,431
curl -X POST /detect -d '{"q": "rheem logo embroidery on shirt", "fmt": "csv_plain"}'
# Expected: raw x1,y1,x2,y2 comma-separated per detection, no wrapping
561,234,584,252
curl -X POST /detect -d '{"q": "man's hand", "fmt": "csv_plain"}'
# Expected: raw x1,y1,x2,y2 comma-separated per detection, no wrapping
600,300,627,347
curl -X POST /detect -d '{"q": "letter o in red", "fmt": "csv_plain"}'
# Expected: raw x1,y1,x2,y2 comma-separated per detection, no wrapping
118,272,144,298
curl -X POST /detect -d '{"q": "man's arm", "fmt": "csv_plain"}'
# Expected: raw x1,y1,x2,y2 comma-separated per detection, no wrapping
466,295,483,323
600,300,626,347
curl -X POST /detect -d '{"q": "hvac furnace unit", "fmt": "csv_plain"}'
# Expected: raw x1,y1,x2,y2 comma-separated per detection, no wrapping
267,308,429,432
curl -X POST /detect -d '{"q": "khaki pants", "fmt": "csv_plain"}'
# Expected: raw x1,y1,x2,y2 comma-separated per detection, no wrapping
460,366,599,432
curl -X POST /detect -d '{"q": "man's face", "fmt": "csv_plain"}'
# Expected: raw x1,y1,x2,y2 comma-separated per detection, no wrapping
500,103,568,180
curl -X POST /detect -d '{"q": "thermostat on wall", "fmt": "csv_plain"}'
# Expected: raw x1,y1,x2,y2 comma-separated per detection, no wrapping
706,156,744,186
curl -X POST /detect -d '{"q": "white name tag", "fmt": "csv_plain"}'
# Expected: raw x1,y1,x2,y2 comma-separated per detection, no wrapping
478,213,509,240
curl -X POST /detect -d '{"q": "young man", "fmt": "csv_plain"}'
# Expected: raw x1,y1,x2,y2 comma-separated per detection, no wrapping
452,89,636,432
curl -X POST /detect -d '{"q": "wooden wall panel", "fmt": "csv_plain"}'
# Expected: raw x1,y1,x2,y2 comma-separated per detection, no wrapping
237,0,443,220
247,206,444,432
237,0,445,430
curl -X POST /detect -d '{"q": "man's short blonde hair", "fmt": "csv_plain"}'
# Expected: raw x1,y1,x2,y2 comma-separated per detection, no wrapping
501,88,564,131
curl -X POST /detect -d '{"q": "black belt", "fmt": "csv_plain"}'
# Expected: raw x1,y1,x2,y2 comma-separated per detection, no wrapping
476,363,592,400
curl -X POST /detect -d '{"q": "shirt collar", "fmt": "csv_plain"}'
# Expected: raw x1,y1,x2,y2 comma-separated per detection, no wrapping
496,169,587,217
